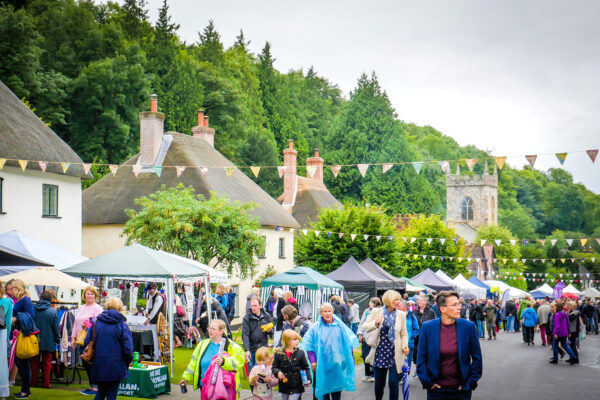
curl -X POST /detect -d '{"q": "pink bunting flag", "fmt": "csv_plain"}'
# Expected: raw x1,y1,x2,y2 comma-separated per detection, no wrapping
555,153,567,165
200,167,209,176
38,161,48,173
587,149,598,163
83,163,92,174
465,159,477,171
357,164,369,177
109,164,118,176
382,163,393,174
331,165,342,178
176,166,186,177
539,239,546,246
525,155,537,167
439,160,450,174
277,166,286,178
338,233,344,238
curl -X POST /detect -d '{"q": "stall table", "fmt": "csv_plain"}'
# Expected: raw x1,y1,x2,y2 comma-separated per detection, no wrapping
118,365,170,398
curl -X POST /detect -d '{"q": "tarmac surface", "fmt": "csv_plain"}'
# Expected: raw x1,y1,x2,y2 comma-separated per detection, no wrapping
170,329,600,400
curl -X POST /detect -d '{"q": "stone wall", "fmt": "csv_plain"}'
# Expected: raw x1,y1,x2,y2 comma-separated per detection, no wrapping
446,171,498,227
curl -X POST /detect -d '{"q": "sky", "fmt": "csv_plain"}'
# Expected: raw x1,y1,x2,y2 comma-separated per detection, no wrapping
121,0,599,193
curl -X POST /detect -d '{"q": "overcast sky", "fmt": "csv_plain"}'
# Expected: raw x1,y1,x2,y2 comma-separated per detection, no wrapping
122,0,599,193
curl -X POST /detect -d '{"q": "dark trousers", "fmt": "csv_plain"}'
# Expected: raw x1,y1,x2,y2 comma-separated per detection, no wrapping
524,326,534,343
30,350,53,387
373,366,402,400
427,388,472,399
568,332,579,359
15,356,32,395
540,324,549,345
515,317,521,332
95,380,120,400
486,321,496,338
552,336,576,361
361,341,373,377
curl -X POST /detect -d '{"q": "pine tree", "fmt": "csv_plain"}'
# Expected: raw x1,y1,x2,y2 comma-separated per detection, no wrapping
234,29,250,52
198,20,224,65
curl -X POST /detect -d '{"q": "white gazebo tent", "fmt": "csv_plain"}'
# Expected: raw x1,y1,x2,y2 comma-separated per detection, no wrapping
453,274,487,299
531,283,554,297
563,284,583,296
63,244,210,377
583,287,600,299
0,267,90,289
435,269,454,284
484,280,530,299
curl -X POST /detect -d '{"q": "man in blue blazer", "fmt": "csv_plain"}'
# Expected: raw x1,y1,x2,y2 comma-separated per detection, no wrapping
417,291,482,399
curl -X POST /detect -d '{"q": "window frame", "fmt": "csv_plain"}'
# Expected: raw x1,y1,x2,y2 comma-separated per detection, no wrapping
278,237,285,259
462,197,473,221
258,235,267,259
0,177,4,214
42,184,59,218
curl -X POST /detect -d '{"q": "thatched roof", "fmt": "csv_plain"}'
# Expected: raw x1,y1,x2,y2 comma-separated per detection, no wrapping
277,176,342,227
0,80,90,179
83,132,300,228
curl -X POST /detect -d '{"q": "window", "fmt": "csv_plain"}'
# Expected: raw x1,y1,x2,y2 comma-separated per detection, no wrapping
462,197,473,221
279,237,285,259
42,184,58,217
259,236,266,258
0,177,4,213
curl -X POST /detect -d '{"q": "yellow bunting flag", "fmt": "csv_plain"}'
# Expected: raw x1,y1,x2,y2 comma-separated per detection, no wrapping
525,155,537,168
350,234,357,241
357,164,369,177
580,238,588,246
225,167,233,177
331,165,342,178
60,162,70,174
495,156,507,170
176,166,186,177
555,153,567,165
250,166,260,177
109,164,118,176
132,165,142,176
560,258,566,264
277,166,286,178
83,163,92,174
382,163,393,174
481,239,486,246
38,161,48,173
18,160,28,171
0,158,5,170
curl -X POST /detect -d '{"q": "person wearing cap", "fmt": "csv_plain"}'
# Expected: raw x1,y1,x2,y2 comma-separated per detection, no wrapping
272,288,287,347
146,284,165,325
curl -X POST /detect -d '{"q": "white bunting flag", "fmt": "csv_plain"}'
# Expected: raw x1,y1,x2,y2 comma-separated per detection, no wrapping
357,164,369,177
382,163,393,174
427,238,433,245
551,239,557,246
440,238,446,245
314,231,320,237
331,165,342,178
109,164,118,176
176,166,186,177
277,166,286,178
363,235,369,241
510,240,517,246
495,239,502,246
350,234,357,241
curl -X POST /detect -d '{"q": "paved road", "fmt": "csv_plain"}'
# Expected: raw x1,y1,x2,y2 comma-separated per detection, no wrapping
170,330,600,400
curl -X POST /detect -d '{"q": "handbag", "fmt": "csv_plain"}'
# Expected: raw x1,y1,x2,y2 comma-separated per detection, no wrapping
76,327,88,347
365,309,382,348
176,305,186,317
81,323,96,363
16,331,39,359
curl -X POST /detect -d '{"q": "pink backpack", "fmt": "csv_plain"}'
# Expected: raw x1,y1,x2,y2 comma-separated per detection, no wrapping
201,353,237,400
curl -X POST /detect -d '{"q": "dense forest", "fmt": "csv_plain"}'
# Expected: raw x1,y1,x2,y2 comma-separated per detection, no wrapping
2,0,599,245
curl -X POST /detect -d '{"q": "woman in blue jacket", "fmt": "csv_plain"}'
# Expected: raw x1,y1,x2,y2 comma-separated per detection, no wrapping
84,297,133,400
520,303,539,346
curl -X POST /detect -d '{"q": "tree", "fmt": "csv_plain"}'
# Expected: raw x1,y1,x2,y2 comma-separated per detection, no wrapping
476,224,527,289
123,184,264,279
197,20,224,65
294,204,402,276
397,215,469,278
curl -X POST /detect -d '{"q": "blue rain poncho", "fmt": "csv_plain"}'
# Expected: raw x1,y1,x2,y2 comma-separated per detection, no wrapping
300,315,359,400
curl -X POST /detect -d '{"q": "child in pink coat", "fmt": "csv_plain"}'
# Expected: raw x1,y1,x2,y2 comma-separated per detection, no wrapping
248,347,279,400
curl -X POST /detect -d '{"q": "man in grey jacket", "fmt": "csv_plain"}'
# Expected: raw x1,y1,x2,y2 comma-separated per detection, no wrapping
537,298,552,346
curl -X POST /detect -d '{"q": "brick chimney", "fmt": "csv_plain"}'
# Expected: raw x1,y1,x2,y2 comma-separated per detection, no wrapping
139,94,165,166
192,109,215,147
282,140,297,213
306,149,324,181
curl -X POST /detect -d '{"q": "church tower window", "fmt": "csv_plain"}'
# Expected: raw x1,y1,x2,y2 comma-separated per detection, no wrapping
462,197,473,221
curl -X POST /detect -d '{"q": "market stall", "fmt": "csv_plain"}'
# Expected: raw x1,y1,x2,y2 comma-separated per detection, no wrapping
261,266,344,322
530,283,554,299
562,284,583,297
484,280,530,299
411,268,457,292
582,287,600,299
452,274,487,299
63,244,210,380
468,275,492,299
401,277,432,293
360,258,406,290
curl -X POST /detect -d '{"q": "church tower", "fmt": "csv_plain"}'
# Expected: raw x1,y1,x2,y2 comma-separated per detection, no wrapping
446,161,498,228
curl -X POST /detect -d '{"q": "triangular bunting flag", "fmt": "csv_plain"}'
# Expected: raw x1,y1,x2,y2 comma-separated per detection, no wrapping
414,255,418,260
440,238,446,245
83,163,92,174
132,165,142,176
0,158,5,170
439,160,450,174
314,231,320,237
586,149,598,163
465,159,477,171
176,166,186,177
580,238,588,246
382,163,393,174
301,229,308,236
481,239,486,246
521,259,526,263
551,239,557,246
458,257,463,262
449,257,454,261
109,164,118,176
596,239,600,246
200,167,209,176
307,165,317,178
331,165,342,178
60,162,70,174
525,155,537,167
560,259,566,264
350,234,357,241
18,160,28,171
539,239,546,246
250,166,260,177
357,164,369,177
431,256,436,260
496,156,507,170
226,167,233,177
376,236,381,241
363,235,369,241
512,259,518,264
338,233,344,238
495,239,501,246
566,239,573,246
426,238,433,245
277,166,286,178
410,237,417,243
541,259,546,263
38,161,47,173
412,162,423,174
510,239,516,246
555,153,567,165
502,259,507,264
153,166,162,177
467,258,472,262
422,255,427,260
402,237,407,242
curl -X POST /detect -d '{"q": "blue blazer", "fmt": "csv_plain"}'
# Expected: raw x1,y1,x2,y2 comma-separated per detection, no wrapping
416,318,482,391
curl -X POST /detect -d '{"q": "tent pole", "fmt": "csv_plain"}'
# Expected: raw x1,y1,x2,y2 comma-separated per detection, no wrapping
205,275,212,325
168,277,174,379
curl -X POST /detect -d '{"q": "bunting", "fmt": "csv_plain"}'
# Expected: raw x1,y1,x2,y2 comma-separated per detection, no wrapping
525,155,537,167
495,156,507,170
382,163,393,174
200,167,209,176
38,161,48,173
439,160,450,174
109,164,118,176
83,163,92,174
18,160,28,171
176,166,186,177
250,166,260,177
60,162,70,174
0,158,5,170
152,166,162,177
277,166,286,178
465,159,477,171
412,162,423,174
307,165,317,178
331,165,342,178
132,165,142,177
555,153,567,165
587,149,598,163
357,164,369,177
226,167,234,177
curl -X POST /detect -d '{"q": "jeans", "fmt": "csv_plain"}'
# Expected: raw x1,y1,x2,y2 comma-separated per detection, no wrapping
361,341,373,377
427,387,472,399
373,366,402,400
282,394,302,400
30,351,53,387
568,333,579,359
95,380,120,400
515,317,521,332
351,322,358,334
15,356,31,395
552,336,576,361
507,316,515,332
247,351,257,371
476,320,485,338
523,326,534,343
322,393,341,400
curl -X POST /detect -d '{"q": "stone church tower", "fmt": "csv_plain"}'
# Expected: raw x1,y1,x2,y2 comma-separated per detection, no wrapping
446,161,498,229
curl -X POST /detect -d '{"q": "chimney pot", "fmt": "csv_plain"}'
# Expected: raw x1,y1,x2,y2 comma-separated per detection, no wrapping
150,94,158,113
314,149,319,157
197,109,205,126
203,115,209,128
288,140,294,150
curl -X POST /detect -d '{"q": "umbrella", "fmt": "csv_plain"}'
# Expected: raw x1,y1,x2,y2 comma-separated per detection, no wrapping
562,292,579,301
401,357,410,400
0,243,52,266
0,267,90,289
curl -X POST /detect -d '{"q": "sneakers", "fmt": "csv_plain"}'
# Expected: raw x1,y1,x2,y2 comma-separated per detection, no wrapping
368,376,375,382
13,393,30,399
362,376,370,382
80,388,97,395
